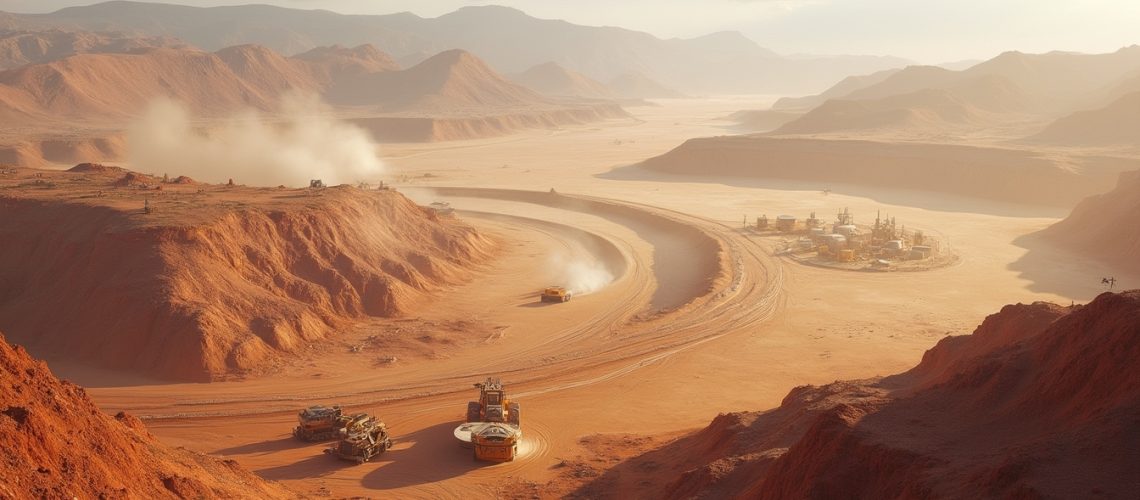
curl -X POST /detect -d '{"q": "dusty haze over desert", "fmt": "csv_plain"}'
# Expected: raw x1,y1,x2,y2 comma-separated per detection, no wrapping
0,1,1138,499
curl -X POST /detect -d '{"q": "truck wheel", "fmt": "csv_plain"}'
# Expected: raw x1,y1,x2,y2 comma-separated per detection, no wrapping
508,402,521,426
466,401,482,422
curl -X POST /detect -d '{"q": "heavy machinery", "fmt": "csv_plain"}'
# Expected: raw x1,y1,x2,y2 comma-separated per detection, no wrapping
326,416,391,464
293,405,356,442
454,377,522,462
541,286,572,303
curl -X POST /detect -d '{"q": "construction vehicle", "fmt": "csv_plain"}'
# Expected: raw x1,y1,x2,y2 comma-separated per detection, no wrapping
541,286,572,303
293,405,356,442
453,377,522,462
326,416,391,464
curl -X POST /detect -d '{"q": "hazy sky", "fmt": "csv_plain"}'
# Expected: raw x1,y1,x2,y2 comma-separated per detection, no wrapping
5,0,1139,63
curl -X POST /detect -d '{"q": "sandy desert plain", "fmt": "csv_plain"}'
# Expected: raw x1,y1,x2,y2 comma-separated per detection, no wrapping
1,3,1139,499
1,95,1130,498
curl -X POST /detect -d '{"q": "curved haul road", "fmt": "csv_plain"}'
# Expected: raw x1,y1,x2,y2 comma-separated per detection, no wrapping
90,188,786,498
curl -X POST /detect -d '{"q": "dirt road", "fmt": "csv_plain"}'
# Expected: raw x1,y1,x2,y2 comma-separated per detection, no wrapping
69,97,1136,498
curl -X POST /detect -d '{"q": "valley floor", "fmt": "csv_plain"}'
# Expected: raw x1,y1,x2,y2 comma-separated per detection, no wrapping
55,96,1137,498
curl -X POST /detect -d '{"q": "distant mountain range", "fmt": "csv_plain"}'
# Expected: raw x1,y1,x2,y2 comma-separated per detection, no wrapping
762,46,1140,143
0,1,908,94
0,34,621,123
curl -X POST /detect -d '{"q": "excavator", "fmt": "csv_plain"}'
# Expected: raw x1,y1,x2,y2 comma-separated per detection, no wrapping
453,377,522,462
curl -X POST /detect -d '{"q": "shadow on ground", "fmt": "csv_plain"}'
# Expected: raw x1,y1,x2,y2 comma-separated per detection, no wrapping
360,420,486,490
214,435,312,456
1008,232,1132,300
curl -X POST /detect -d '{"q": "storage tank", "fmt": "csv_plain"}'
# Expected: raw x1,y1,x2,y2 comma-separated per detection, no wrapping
824,234,847,251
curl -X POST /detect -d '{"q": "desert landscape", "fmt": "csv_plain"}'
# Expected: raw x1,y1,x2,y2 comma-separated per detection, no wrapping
1,1,1138,499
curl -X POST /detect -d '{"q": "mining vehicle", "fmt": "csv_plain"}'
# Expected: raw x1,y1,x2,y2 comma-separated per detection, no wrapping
326,416,391,464
541,286,572,303
454,377,522,462
293,405,355,442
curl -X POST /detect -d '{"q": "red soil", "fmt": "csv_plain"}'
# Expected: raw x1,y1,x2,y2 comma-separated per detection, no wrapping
571,291,1140,498
0,167,494,381
0,330,295,499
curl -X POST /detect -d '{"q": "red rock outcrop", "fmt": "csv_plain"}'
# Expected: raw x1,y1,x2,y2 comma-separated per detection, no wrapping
0,330,295,499
578,291,1140,498
0,168,493,381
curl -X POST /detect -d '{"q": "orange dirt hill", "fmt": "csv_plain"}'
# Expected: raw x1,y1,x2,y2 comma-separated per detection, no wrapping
1038,169,1140,274
0,330,295,499
0,166,494,381
572,290,1140,499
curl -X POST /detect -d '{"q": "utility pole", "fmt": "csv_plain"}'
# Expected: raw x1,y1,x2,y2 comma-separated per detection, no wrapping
1102,277,1117,291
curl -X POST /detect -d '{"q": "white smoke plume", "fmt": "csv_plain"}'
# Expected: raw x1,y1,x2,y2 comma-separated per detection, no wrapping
548,248,615,296
128,92,384,187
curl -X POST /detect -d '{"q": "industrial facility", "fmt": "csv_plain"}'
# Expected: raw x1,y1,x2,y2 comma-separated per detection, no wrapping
751,208,947,270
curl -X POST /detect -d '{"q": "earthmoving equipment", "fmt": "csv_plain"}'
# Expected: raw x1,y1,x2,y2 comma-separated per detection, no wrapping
454,377,522,462
541,286,572,303
294,405,355,442
326,416,391,464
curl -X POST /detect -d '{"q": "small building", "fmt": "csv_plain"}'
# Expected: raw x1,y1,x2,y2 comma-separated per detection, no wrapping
776,215,797,232
909,245,933,260
798,237,814,250
837,249,855,262
885,240,904,251
835,224,859,237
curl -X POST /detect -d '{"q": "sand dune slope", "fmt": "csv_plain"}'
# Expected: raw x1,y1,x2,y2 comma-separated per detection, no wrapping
0,168,493,381
1038,169,1140,273
291,43,400,84
772,68,899,111
607,72,684,99
773,88,989,135
0,28,188,70
639,136,1140,207
0,45,320,123
326,49,547,111
0,330,295,498
511,61,614,99
777,47,1140,119
1032,91,1140,147
577,291,1140,498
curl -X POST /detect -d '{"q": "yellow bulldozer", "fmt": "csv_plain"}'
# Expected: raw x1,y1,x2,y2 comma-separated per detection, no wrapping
453,377,522,462
541,286,572,303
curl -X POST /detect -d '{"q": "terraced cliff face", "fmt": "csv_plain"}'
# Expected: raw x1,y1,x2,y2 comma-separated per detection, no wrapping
0,167,493,381
0,330,295,498
576,291,1140,499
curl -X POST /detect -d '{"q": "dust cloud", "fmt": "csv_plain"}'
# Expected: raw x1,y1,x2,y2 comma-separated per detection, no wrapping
549,247,614,296
127,92,384,187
